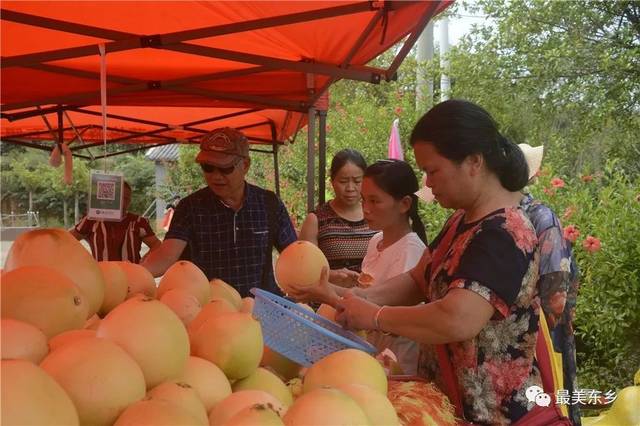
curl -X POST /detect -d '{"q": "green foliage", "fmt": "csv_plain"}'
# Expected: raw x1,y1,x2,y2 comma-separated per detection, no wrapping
1,145,155,226
533,164,640,390
445,0,640,176
112,153,156,214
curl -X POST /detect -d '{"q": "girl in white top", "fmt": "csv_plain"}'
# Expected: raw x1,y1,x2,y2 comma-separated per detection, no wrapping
359,159,427,374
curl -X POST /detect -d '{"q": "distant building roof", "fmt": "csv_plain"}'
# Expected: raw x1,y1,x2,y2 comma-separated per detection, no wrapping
145,144,179,161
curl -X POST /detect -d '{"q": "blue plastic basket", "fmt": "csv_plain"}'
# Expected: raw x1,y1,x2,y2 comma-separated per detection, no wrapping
250,288,377,367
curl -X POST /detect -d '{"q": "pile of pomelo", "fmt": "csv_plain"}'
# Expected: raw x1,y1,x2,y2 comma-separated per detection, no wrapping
1,228,457,425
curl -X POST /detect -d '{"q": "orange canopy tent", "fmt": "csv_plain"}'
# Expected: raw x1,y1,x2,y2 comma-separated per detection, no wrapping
1,1,452,204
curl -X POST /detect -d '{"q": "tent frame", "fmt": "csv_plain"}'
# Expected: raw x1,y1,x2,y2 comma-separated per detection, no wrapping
1,0,446,208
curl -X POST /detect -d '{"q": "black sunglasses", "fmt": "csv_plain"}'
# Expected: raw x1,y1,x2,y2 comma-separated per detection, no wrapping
200,159,240,175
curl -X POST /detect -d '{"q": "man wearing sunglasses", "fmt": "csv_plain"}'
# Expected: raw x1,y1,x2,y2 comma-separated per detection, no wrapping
142,127,297,297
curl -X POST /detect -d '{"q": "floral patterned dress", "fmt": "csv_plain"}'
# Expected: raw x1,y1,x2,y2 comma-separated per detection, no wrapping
521,194,580,425
411,207,543,425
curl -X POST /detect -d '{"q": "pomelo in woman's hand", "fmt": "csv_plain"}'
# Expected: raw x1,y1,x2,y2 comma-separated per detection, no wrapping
275,241,329,293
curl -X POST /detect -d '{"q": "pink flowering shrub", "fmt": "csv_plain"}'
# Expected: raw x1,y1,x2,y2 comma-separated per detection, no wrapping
563,224,580,243
582,235,602,253
550,177,565,188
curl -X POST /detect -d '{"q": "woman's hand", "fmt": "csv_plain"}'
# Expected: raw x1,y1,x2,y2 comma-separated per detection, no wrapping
329,268,360,288
287,267,341,306
335,292,380,331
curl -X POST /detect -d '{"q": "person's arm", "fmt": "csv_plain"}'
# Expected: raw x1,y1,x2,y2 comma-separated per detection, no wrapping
142,235,162,252
336,287,495,344
69,216,91,241
536,225,571,330
69,228,85,240
138,217,162,253
140,238,187,277
357,271,424,306
299,212,318,246
289,267,424,308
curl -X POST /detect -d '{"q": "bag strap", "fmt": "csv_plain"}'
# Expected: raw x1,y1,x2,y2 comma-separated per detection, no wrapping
261,190,279,291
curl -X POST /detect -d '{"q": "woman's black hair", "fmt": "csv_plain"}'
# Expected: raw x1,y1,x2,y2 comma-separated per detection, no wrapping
364,159,427,244
409,99,529,191
330,149,367,180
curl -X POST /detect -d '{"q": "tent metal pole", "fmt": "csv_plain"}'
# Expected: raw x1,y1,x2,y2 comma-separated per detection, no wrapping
318,110,327,205
160,2,375,44
386,2,440,79
0,9,132,40
0,138,91,160
2,74,306,112
165,43,384,84
182,108,262,127
308,7,384,107
89,142,175,160
269,120,280,197
306,107,316,213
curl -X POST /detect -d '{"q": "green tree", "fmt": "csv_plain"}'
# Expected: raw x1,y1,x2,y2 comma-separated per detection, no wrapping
444,0,640,175
112,153,156,216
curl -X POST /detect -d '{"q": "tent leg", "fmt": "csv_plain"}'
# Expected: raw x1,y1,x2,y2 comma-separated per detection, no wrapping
306,107,316,212
273,142,280,198
318,110,327,205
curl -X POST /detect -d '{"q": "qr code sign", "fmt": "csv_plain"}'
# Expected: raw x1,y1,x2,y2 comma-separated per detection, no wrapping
97,181,116,200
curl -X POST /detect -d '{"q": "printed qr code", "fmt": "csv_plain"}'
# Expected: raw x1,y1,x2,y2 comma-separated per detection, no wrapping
97,181,116,200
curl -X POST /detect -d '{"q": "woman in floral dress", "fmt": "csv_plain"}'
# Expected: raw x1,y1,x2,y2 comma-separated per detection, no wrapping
294,100,548,424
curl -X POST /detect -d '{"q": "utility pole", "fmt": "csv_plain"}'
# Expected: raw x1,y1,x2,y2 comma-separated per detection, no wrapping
439,16,451,101
416,21,434,114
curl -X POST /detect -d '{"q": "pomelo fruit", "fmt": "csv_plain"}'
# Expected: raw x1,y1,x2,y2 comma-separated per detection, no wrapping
147,381,208,425
337,383,399,425
275,241,328,293
210,278,242,309
209,390,285,426
48,329,96,352
97,297,189,388
116,261,157,299
160,288,202,327
1,359,79,425
191,312,263,380
1,266,87,338
175,356,232,412
1,318,48,363
303,348,387,395
3,228,105,318
98,261,128,316
158,261,211,305
114,399,203,426
233,367,293,407
224,404,284,426
187,298,237,337
282,387,370,426
40,337,146,426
